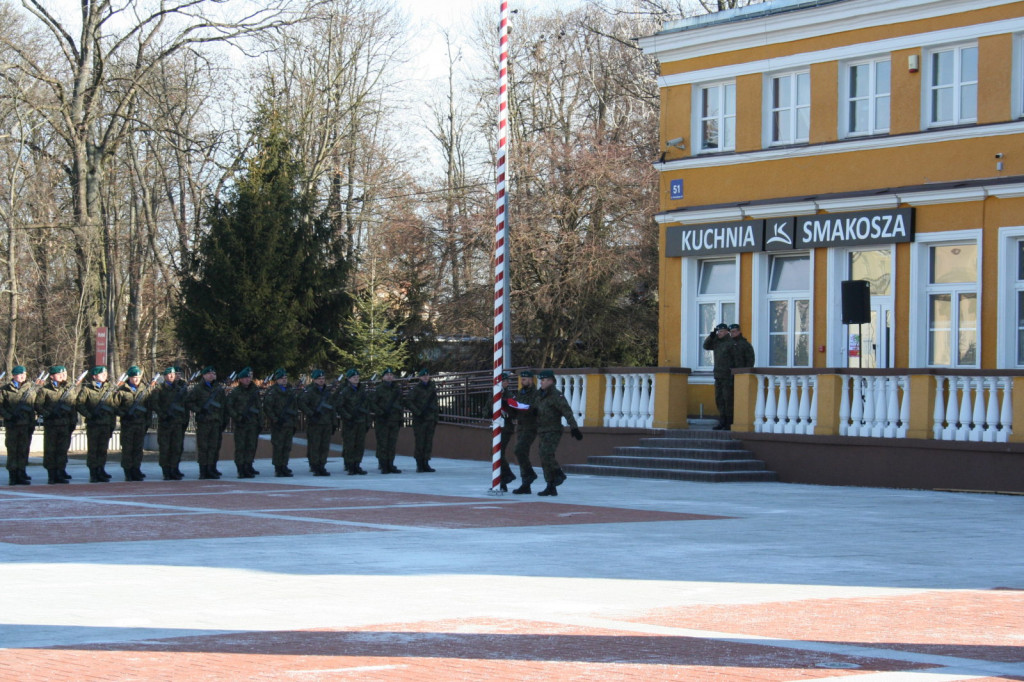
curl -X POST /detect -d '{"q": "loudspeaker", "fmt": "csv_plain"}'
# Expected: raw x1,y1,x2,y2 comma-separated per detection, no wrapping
841,280,871,324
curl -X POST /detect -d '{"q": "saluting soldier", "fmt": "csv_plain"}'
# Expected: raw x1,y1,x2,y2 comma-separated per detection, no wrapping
115,366,152,481
75,366,118,483
226,367,262,479
533,369,583,497
511,370,539,494
299,369,335,476
405,369,438,473
334,369,370,475
704,323,737,430
185,366,227,479
149,366,189,480
370,368,403,474
262,368,298,477
2,365,38,485
35,365,79,484
496,371,518,491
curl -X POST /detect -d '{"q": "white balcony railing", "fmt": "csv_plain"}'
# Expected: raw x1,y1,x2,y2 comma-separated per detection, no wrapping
933,375,1012,443
602,373,655,429
554,373,588,427
753,374,818,435
840,375,910,438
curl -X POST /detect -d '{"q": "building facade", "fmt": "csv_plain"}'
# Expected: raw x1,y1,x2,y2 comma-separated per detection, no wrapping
640,0,1024,417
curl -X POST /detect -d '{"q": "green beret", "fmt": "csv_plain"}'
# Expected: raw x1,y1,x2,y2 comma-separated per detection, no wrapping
272,368,287,380
501,371,514,380
91,366,106,376
417,369,429,377
49,365,65,374
382,368,395,376
538,369,555,380
162,367,176,375
12,365,26,374
201,365,216,375
311,369,325,379
715,323,729,331
173,365,183,373
237,366,252,378
345,368,360,378
126,366,141,377
728,323,740,330
519,370,534,378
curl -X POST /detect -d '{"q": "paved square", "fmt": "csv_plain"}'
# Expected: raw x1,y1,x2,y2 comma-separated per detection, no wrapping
1,454,1022,680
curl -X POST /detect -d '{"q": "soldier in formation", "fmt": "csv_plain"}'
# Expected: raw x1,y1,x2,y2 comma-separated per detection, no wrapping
227,367,262,478
335,369,371,475
35,365,80,484
2,366,38,485
263,368,298,477
406,369,438,473
76,366,118,482
371,368,403,474
116,366,152,481
185,366,226,479
300,369,335,476
151,367,188,480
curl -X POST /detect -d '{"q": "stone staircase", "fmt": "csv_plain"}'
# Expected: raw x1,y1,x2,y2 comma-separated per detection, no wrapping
564,427,778,483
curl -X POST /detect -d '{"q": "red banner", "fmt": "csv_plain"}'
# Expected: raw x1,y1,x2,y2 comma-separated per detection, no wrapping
95,327,108,367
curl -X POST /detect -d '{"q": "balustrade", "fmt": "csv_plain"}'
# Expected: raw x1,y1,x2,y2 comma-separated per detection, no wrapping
752,373,817,434
932,376,1012,443
602,373,655,429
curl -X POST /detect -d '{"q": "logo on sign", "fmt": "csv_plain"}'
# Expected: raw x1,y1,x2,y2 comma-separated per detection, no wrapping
670,179,683,200
765,218,795,250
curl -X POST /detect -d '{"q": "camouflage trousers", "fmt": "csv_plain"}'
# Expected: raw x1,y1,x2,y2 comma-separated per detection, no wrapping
4,423,33,471
42,422,73,472
374,419,401,469
120,422,147,471
306,422,333,469
714,374,735,420
233,422,260,469
195,418,224,467
270,424,295,467
157,420,186,469
412,419,436,464
85,423,113,470
342,419,367,469
538,429,565,484
512,425,537,476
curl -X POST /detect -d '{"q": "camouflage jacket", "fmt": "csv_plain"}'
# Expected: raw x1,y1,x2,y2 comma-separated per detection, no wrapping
535,386,578,434
333,382,371,424
263,383,300,429
185,380,228,424
1,380,38,426
405,379,439,424
76,380,119,427
149,379,190,423
116,382,153,428
227,382,263,427
35,380,80,427
300,383,337,426
370,380,404,425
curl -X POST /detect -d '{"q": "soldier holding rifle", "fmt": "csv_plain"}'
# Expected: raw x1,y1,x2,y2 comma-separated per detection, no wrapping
263,368,298,477
405,369,438,473
36,365,84,484
334,368,370,475
186,366,227,479
2,365,38,485
116,366,153,481
76,366,120,482
227,367,262,479
299,369,335,476
150,366,189,480
370,368,403,474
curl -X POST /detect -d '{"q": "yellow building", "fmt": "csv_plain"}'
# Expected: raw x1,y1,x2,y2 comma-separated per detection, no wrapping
639,0,1024,417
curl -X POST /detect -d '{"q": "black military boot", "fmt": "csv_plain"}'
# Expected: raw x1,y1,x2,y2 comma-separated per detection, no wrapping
59,468,72,481
21,470,31,481
521,468,538,485
388,464,402,474
416,460,435,473
173,464,184,479
209,464,222,479
198,465,212,480
98,467,111,481
500,464,516,486
512,482,532,495
537,484,558,497
274,465,293,478
378,460,389,474
312,465,330,477
89,467,106,483
134,467,146,480
247,463,260,476
237,464,253,479
123,468,134,482
553,469,567,487
161,466,174,481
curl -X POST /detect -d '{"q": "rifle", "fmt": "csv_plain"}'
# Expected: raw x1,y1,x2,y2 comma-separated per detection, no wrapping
45,371,87,421
124,375,153,420
11,378,40,423
91,380,119,421
198,371,235,416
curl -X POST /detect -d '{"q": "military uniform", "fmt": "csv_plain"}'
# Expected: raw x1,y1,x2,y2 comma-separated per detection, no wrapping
75,369,118,482
496,374,517,490
300,371,336,476
2,368,38,485
185,369,227,479
334,370,370,475
511,373,540,493
35,367,78,484
149,369,189,479
226,369,263,479
115,368,152,481
370,371,404,474
704,325,737,430
405,372,438,472
534,370,580,496
262,370,298,477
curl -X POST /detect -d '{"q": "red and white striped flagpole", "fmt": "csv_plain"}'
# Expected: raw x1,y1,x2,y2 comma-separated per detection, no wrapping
491,0,510,492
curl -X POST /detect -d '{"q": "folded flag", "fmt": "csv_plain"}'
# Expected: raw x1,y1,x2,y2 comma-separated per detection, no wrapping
507,399,531,410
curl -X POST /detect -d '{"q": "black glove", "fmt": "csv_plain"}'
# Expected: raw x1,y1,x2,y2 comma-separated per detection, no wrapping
570,427,583,441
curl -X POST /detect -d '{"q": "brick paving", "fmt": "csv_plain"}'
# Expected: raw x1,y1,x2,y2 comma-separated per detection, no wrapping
1,456,1022,681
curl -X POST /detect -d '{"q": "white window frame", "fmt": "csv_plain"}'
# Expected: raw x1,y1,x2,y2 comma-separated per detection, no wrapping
840,56,891,138
826,244,897,368
693,81,737,154
752,250,814,368
765,70,811,146
681,254,739,373
923,42,978,128
996,225,1024,368
908,229,982,368
1013,34,1024,120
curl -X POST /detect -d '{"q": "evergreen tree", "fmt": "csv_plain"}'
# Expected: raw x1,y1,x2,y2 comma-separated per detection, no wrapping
330,288,409,375
176,108,350,374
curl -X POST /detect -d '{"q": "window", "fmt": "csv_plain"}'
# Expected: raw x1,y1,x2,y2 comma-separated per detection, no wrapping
845,58,890,136
697,82,736,152
927,243,978,366
697,259,737,368
1017,241,1024,364
767,254,811,367
769,71,810,145
927,44,978,126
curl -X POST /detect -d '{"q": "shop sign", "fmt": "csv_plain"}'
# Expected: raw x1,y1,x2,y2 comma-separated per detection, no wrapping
765,217,796,251
666,220,764,257
795,208,914,249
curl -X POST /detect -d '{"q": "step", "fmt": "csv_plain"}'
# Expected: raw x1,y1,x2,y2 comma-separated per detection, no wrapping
612,446,756,461
640,437,746,450
587,455,768,472
563,464,778,483
661,429,741,441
